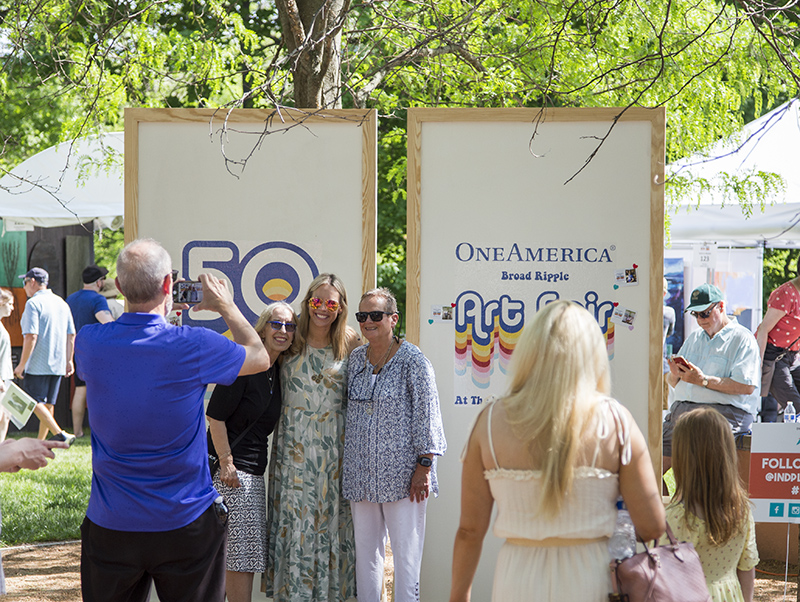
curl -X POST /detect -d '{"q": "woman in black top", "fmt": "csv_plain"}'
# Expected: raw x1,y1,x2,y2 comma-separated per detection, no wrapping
207,302,297,602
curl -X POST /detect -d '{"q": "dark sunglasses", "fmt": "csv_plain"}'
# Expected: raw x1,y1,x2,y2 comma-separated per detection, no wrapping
690,303,717,319
268,321,297,333
355,311,394,323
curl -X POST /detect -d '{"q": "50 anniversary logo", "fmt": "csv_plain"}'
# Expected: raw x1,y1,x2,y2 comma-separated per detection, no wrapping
180,241,319,332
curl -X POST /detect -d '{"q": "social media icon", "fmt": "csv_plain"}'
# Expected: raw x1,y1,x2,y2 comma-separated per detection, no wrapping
789,504,800,517
770,503,785,517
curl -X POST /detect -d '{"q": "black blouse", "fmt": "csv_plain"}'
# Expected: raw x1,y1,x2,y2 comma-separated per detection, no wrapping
206,364,282,476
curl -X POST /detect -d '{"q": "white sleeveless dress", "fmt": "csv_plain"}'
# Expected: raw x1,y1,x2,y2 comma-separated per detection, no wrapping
474,398,632,602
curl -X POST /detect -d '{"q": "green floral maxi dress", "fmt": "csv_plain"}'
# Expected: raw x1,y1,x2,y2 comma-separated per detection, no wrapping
266,345,357,602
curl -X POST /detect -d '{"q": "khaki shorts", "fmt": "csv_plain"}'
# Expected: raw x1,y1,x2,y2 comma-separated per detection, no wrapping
662,400,753,457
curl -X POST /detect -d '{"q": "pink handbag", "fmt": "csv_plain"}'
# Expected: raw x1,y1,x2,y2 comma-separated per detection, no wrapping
609,522,712,602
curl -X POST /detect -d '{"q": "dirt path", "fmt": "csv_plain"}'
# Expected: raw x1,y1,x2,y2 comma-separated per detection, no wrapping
2,542,81,602
0,542,795,601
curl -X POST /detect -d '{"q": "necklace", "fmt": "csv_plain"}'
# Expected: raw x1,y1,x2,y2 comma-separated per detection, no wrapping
267,364,276,396
367,336,396,374
307,345,327,384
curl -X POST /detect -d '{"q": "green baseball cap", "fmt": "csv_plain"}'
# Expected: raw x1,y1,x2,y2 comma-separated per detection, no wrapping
685,283,724,313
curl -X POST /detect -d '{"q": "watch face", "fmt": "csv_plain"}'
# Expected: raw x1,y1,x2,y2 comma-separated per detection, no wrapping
418,457,432,467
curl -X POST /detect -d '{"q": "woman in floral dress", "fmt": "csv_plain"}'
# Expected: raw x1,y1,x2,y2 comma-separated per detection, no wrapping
266,274,361,602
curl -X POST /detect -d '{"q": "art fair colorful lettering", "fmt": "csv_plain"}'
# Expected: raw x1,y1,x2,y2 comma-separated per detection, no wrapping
455,292,525,389
454,289,617,392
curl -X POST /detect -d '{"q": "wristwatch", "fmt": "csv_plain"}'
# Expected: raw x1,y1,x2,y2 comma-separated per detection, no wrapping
417,456,433,467
701,377,709,388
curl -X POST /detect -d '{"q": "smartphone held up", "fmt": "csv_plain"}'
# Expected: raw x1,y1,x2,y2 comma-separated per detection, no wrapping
173,280,203,305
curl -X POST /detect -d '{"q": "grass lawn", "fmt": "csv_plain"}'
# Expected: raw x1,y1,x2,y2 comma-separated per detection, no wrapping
0,433,91,546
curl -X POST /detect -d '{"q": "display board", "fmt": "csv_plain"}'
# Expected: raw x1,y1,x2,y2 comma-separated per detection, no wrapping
125,108,376,331
750,423,800,523
408,107,665,601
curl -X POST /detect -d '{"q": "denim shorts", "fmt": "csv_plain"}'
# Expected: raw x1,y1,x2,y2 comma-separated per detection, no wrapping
22,374,62,405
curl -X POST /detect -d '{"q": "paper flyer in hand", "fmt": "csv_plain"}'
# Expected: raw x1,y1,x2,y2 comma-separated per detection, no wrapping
0,381,38,430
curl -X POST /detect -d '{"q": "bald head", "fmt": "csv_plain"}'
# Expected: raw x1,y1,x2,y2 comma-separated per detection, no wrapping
116,239,172,304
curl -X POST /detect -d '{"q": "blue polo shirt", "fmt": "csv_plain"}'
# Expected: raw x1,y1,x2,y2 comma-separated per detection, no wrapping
76,312,246,531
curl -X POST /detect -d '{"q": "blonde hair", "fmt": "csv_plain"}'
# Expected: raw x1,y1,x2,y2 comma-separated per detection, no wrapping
503,300,610,517
0,288,13,306
671,407,749,545
254,302,297,359
292,273,350,361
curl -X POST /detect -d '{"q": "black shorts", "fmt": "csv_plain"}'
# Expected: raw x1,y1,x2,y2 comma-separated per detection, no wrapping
73,356,86,387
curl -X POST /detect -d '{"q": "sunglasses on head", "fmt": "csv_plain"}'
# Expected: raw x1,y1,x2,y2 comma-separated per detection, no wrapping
268,321,297,333
308,297,340,312
355,311,394,323
690,303,717,319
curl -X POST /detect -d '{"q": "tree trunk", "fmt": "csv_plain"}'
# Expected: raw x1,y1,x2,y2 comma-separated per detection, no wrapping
275,0,348,109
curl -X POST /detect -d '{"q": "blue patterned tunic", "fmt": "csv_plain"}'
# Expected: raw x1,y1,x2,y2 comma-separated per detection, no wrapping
343,341,447,503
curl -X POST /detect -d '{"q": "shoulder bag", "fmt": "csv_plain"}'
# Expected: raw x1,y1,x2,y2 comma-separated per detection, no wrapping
609,522,711,602
208,369,276,478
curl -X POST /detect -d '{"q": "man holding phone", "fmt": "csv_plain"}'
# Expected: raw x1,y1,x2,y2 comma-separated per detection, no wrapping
75,238,270,602
662,283,760,467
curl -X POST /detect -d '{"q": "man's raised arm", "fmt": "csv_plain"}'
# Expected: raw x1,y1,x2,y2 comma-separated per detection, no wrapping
194,273,270,375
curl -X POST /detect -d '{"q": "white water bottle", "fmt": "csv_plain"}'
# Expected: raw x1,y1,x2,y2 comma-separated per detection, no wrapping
785,402,796,423
608,498,636,560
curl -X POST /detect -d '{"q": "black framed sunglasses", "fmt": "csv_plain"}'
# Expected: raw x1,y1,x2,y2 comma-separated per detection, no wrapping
355,311,394,323
690,303,717,319
268,321,297,333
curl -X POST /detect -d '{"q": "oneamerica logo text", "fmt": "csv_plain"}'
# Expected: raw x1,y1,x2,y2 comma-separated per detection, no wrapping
455,243,614,263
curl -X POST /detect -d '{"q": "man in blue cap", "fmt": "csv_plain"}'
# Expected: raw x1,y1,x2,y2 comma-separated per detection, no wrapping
14,267,77,444
662,283,760,467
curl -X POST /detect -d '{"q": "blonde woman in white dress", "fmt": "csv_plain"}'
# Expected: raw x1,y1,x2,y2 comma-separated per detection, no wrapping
450,300,666,602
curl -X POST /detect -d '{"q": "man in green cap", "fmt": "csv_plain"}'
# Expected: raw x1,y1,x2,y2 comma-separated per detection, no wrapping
662,283,760,469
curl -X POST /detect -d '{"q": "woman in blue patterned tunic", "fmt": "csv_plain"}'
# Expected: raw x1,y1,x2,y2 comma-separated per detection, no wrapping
343,287,447,602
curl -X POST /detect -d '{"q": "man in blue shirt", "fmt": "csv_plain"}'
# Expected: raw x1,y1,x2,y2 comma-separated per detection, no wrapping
66,264,113,438
14,267,77,443
76,239,270,602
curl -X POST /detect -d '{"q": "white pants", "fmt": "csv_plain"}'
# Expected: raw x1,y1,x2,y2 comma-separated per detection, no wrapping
351,497,427,602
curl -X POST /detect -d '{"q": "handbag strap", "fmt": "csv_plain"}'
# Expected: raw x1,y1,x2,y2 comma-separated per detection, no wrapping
211,366,276,457
610,521,678,597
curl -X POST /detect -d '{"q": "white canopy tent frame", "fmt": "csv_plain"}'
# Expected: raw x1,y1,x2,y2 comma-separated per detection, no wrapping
0,132,123,230
668,98,800,249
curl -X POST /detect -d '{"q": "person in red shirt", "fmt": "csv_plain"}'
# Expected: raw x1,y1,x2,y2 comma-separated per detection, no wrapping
756,276,800,417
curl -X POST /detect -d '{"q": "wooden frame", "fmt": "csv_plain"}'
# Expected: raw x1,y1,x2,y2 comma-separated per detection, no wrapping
125,108,377,321
407,107,665,601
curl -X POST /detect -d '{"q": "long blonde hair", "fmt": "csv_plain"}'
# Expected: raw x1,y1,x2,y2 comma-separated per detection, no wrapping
671,407,749,545
503,300,611,517
292,273,350,361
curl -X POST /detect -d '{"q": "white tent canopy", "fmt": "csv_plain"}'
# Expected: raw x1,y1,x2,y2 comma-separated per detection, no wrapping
0,132,123,230
669,99,800,248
